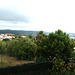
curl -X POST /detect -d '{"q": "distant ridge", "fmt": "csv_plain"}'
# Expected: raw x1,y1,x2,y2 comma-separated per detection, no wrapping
0,29,74,37
0,29,39,36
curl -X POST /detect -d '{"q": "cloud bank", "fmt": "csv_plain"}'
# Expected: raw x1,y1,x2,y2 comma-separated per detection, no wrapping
0,8,29,23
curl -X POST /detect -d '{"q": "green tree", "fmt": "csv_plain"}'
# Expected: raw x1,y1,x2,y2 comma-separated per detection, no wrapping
36,30,74,61
28,35,33,39
3,38,10,41
36,31,47,42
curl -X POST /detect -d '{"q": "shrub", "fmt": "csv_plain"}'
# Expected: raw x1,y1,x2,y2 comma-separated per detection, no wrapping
6,38,37,60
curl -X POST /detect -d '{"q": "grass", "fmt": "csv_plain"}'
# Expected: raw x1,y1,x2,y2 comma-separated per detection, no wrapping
0,55,34,67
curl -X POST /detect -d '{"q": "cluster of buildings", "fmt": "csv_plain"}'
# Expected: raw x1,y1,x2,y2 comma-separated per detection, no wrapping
0,33,27,40
0,33,15,40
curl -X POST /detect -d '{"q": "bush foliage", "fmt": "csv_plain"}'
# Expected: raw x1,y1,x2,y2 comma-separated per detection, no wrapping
36,30,74,61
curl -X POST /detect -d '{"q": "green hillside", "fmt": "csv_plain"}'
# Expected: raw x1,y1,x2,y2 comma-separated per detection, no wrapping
0,29,38,36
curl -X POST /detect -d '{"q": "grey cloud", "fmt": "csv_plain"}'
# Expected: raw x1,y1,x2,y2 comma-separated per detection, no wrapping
0,8,29,23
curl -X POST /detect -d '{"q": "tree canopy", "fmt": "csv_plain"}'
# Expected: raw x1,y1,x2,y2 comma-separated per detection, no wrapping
36,30,74,61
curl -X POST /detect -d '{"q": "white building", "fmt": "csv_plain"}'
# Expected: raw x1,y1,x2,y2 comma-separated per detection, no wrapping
0,33,15,40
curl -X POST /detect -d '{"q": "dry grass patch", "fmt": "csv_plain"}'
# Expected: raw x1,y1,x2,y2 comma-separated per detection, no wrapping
0,55,34,67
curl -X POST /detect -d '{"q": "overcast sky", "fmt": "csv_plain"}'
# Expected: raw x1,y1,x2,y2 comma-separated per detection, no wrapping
0,0,75,33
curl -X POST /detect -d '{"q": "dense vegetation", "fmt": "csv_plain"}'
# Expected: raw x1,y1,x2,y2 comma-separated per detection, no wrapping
36,30,74,61
0,37,37,60
0,29,75,74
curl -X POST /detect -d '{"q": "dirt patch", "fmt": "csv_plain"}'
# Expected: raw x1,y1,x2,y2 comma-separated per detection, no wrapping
0,55,35,67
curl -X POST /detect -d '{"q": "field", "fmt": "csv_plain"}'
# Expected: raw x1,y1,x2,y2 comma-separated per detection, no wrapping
0,55,34,67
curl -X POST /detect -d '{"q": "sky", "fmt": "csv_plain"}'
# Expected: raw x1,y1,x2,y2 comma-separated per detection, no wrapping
0,0,75,33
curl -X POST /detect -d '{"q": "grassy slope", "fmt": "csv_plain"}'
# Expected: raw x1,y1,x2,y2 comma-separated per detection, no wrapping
0,55,34,67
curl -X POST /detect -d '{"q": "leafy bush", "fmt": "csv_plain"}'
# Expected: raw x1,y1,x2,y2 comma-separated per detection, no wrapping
0,41,6,54
6,38,37,60
48,57,75,75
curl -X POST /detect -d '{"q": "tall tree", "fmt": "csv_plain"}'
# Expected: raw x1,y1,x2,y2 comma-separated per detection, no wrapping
36,30,74,61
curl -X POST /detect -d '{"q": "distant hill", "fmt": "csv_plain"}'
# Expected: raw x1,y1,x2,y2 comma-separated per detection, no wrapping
68,33,75,37
0,30,50,36
0,29,39,36
1,29,74,38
